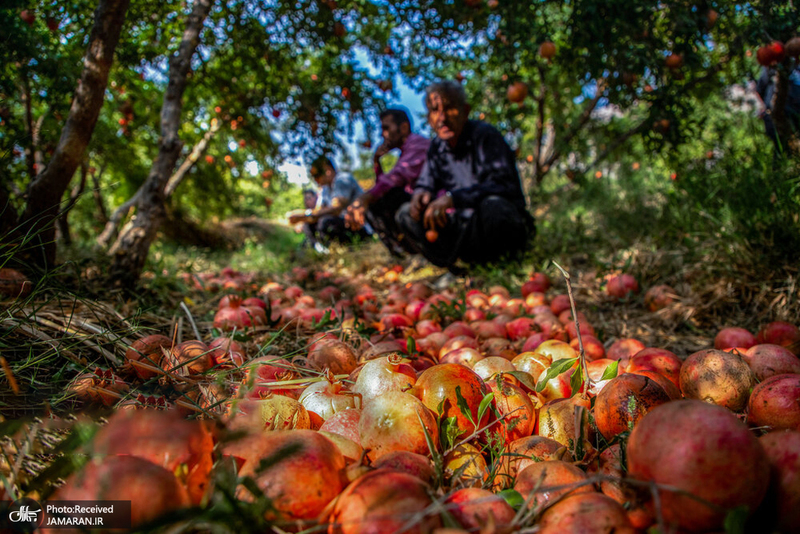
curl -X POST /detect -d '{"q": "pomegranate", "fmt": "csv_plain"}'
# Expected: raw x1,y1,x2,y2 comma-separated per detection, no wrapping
514,460,594,512
500,435,569,483
536,397,592,454
226,395,311,432
606,338,645,363
627,400,770,532
213,295,263,330
52,456,190,528
488,379,536,442
714,327,757,350
594,373,672,440
124,334,172,379
744,343,800,380
626,347,682,389
0,268,32,299
521,272,551,295
166,340,213,375
412,363,489,435
748,374,800,431
680,348,755,411
352,354,416,403
570,335,606,361
506,81,528,103
90,409,214,504
327,469,440,534
757,430,800,532
644,284,677,311
539,41,557,59
307,338,358,374
299,371,360,421
371,450,435,483
757,321,800,355
444,488,516,532
606,274,640,300
358,391,439,461
596,445,654,530
444,442,487,487
319,408,362,444
232,429,345,520
538,492,634,534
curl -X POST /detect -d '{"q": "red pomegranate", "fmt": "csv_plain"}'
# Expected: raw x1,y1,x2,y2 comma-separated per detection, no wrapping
627,400,770,532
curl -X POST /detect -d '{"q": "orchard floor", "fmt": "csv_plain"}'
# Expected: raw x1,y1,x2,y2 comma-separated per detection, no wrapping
1,220,798,531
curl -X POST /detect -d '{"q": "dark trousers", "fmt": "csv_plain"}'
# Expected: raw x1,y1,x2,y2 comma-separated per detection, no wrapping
317,216,370,245
366,188,416,257
395,195,534,268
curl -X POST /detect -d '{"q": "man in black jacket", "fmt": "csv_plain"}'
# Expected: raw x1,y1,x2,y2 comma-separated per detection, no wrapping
396,80,534,269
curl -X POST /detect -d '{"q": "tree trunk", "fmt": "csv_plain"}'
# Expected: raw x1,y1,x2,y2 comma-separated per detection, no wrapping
91,166,110,224
13,0,131,271
107,0,213,288
56,164,89,246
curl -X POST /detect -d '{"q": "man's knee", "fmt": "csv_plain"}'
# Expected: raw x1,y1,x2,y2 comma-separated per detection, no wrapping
395,202,415,230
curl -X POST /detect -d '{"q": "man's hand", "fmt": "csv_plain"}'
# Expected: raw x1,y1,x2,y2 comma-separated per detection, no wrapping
423,193,454,230
409,190,431,221
345,194,370,230
373,143,391,164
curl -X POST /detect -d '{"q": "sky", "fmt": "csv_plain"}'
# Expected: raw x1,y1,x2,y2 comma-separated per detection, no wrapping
275,50,429,186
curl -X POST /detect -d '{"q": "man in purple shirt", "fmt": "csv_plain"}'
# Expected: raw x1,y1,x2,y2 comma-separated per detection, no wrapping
345,109,430,256
397,80,534,270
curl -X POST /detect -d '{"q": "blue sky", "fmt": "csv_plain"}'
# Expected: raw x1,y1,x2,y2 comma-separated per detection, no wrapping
276,49,428,185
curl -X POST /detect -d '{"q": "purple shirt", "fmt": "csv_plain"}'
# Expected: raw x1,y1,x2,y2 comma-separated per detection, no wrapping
367,133,430,200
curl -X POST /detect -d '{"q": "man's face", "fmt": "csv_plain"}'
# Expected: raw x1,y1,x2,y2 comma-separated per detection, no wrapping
311,163,335,187
303,192,317,209
426,91,469,146
381,116,404,149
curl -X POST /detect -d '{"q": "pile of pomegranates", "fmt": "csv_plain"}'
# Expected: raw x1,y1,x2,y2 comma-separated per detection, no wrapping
53,268,800,533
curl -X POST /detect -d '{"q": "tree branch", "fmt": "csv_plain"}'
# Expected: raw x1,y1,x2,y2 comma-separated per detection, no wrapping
163,117,221,197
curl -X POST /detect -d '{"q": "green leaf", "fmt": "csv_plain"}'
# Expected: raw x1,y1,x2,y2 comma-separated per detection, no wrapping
498,489,525,510
477,392,495,424
406,336,417,355
723,505,749,534
535,357,578,392
507,370,538,391
570,367,584,397
455,385,475,426
600,360,620,381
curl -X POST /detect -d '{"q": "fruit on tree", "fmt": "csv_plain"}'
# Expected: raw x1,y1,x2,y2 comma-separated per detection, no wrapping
539,41,557,59
665,53,683,69
507,81,528,103
20,10,35,26
627,400,769,532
